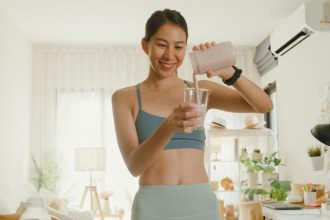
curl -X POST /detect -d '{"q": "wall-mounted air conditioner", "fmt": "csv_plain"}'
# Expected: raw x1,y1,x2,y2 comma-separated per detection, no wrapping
270,0,330,57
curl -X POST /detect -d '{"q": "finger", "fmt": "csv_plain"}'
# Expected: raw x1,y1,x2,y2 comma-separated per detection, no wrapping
205,42,212,49
181,102,198,109
211,41,216,46
199,43,207,51
182,119,201,128
192,45,200,51
182,127,193,134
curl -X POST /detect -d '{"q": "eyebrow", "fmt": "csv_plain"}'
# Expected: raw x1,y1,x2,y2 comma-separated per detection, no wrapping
155,38,186,45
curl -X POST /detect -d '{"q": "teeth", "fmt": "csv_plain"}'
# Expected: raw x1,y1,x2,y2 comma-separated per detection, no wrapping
161,62,174,68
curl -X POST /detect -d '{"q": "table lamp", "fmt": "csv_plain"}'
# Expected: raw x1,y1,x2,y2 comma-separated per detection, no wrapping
75,147,106,220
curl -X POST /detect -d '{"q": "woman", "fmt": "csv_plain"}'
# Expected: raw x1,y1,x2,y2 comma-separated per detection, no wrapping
112,9,273,220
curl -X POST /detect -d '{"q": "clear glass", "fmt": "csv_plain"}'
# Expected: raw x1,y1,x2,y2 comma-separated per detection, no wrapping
184,88,209,130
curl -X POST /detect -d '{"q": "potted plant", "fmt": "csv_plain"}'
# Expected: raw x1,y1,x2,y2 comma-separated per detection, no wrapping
251,148,263,161
243,188,269,201
240,154,263,187
269,179,291,201
259,152,281,190
307,145,324,170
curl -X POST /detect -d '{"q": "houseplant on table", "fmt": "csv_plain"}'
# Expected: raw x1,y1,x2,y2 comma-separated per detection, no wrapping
240,154,263,187
269,179,291,201
307,145,324,170
259,152,281,190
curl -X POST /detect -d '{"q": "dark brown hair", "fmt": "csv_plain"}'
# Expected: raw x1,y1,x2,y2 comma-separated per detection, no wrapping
144,9,188,42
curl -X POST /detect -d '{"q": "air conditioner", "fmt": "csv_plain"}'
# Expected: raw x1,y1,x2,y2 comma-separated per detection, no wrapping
270,0,330,57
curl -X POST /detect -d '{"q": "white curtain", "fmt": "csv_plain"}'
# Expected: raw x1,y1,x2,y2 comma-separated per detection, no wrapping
31,43,260,218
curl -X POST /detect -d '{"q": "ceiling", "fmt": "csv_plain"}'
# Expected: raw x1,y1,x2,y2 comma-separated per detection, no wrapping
0,0,309,46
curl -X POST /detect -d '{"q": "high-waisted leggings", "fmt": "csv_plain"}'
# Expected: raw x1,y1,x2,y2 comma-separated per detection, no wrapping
131,183,221,220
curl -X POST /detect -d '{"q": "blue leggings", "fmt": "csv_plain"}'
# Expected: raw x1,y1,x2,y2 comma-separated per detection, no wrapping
131,183,221,220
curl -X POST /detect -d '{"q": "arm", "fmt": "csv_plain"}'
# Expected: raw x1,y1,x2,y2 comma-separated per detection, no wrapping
112,89,202,177
200,73,273,113
194,42,273,113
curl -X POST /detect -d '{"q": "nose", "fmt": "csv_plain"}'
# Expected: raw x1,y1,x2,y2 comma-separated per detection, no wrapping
163,46,175,59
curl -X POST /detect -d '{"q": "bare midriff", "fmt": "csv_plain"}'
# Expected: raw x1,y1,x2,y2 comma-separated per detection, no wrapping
139,148,208,185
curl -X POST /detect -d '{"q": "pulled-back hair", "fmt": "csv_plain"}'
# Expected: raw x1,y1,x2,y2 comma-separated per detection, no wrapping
144,9,188,41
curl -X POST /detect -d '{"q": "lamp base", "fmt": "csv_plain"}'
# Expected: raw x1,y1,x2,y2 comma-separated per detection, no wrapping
80,186,104,220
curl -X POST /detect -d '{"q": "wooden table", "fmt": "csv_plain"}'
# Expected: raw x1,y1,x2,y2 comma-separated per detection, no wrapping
262,206,329,220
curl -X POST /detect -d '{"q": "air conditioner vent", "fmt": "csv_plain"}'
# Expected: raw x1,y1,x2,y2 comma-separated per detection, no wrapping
274,28,312,56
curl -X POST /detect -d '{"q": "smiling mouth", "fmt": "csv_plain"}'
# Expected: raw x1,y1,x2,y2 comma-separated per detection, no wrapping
159,61,175,69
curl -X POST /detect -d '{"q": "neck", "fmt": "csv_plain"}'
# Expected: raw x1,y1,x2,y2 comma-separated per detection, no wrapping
144,70,181,90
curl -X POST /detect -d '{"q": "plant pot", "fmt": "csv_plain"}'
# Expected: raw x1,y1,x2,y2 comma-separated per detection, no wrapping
251,152,263,161
310,156,324,171
247,172,258,187
261,172,277,191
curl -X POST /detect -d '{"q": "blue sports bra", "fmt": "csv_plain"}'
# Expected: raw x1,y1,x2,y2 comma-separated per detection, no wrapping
134,83,205,150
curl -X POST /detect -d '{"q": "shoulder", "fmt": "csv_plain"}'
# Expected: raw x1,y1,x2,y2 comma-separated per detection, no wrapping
112,86,137,101
112,85,138,109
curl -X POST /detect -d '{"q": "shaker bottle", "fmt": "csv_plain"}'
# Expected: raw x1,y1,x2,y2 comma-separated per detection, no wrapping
189,41,236,75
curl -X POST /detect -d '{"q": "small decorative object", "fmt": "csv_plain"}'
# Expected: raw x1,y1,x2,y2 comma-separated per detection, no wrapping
251,149,263,161
244,115,259,128
307,145,324,170
100,191,113,215
240,148,247,157
221,177,234,191
210,181,219,191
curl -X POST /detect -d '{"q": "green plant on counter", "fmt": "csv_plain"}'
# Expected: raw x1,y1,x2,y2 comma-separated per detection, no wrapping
307,145,322,157
269,179,291,201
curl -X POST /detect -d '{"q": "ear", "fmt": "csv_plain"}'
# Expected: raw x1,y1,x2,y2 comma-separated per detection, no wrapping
141,38,149,54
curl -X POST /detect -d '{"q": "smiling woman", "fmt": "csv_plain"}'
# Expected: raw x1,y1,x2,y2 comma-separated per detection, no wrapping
112,8,272,220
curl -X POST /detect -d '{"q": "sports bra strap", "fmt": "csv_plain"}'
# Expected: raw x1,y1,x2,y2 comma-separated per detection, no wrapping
136,84,142,110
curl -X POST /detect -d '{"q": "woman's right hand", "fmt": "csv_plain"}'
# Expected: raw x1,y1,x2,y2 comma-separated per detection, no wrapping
166,102,203,133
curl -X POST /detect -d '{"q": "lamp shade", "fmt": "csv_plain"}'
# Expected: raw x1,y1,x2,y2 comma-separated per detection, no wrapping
311,124,330,146
75,147,106,171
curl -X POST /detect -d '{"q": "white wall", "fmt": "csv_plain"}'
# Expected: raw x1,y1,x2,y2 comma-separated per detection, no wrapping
261,32,330,186
0,9,32,185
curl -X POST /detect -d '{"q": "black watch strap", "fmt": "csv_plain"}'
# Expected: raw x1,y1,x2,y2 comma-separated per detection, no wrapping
223,66,242,86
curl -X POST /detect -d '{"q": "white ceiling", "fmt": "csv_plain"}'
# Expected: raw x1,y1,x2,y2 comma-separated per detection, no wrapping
0,0,309,46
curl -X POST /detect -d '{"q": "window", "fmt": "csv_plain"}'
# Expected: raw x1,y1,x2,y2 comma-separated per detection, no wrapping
55,88,137,210
265,82,278,149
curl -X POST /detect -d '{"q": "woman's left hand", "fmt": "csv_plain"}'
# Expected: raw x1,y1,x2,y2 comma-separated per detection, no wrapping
192,41,235,80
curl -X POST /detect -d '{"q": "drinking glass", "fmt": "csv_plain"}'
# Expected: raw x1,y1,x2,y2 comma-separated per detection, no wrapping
184,87,209,130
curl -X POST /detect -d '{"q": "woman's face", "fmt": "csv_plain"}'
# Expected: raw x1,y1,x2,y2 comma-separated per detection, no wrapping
143,23,187,78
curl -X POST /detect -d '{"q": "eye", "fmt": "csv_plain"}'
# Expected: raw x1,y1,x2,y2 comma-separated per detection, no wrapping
176,46,184,50
157,44,166,48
